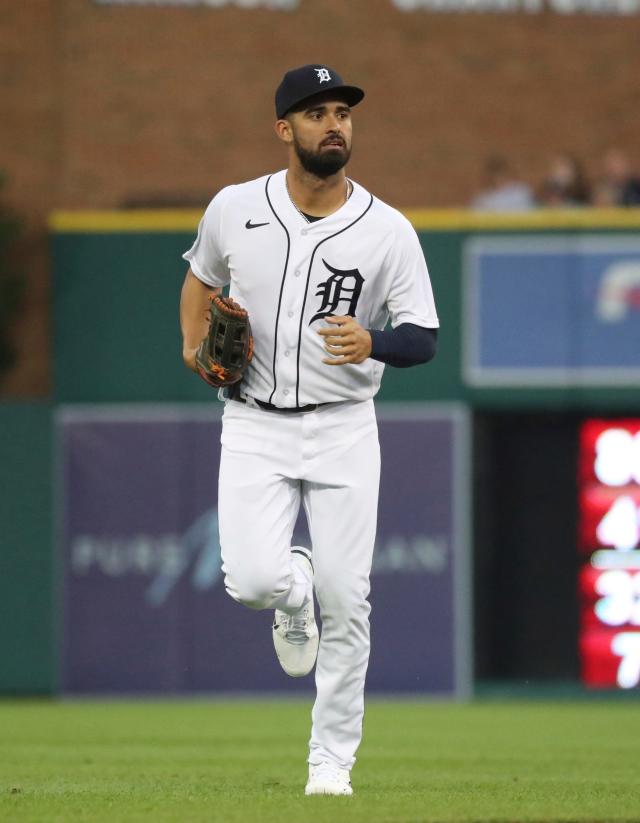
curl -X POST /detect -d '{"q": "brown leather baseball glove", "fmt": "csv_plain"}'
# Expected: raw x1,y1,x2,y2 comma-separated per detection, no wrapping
195,295,253,388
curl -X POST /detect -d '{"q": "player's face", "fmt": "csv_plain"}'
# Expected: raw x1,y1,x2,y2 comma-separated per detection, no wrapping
287,99,353,178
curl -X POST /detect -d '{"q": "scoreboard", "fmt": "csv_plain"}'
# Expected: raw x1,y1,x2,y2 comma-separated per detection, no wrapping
579,419,640,689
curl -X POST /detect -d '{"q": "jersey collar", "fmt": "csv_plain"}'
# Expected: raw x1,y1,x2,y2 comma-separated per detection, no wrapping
266,169,371,235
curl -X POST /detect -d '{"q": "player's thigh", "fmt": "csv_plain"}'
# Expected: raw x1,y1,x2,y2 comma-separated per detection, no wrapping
219,450,300,551
303,402,380,606
218,401,301,571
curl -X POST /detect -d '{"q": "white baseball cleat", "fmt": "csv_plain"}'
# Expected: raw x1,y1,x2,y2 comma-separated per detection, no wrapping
272,548,319,678
305,762,353,796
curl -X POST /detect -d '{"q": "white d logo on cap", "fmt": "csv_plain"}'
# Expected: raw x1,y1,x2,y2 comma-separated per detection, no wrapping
315,68,331,83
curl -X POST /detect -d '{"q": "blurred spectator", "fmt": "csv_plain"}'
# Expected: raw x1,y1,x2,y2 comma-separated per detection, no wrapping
470,155,534,211
537,154,590,207
593,149,640,207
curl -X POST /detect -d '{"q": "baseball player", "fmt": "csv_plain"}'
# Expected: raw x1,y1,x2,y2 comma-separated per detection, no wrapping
179,64,439,796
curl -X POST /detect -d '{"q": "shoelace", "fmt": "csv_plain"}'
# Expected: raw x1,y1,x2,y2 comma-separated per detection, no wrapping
278,606,312,645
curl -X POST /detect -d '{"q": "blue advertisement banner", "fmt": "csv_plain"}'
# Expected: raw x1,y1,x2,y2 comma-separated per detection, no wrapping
464,236,640,386
57,405,470,696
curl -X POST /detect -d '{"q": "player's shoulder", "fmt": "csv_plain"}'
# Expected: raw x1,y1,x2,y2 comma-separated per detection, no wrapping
351,181,416,236
371,194,416,236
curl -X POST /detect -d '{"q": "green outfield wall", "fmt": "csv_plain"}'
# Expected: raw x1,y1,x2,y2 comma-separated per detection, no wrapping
0,403,55,693
50,208,640,409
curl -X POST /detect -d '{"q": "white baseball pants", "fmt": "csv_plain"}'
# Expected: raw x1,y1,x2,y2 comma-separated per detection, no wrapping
218,397,380,770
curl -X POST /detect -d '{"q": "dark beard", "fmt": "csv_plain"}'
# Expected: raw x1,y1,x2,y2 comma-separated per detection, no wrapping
294,137,351,178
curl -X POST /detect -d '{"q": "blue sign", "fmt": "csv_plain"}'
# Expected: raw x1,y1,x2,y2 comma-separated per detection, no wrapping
57,405,471,696
464,236,640,386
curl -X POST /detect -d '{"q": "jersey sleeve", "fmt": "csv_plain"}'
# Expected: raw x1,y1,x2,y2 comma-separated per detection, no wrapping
384,216,439,329
182,188,233,288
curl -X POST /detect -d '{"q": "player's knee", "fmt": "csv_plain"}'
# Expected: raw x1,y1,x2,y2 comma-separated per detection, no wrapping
224,566,288,610
315,573,370,619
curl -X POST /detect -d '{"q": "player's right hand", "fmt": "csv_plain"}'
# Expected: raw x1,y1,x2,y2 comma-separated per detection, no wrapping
318,315,372,366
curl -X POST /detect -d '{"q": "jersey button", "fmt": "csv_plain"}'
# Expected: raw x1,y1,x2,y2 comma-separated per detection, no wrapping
284,350,290,357
287,310,294,318
283,389,290,396
301,229,308,236
294,269,301,277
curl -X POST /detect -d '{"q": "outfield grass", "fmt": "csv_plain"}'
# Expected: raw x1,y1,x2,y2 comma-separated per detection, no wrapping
1,699,639,822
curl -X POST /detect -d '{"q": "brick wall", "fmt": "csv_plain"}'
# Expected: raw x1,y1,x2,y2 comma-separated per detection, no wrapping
1,0,639,394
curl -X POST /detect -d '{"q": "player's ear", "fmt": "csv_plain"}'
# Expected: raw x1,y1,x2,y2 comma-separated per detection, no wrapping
275,117,293,145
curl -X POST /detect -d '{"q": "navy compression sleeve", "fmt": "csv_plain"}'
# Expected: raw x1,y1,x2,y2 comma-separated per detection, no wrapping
368,324,438,368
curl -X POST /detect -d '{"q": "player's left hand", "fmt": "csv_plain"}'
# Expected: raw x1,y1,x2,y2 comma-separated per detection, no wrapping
318,315,372,366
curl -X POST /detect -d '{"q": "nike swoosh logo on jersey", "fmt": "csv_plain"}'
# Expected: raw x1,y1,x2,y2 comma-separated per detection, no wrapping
245,219,270,229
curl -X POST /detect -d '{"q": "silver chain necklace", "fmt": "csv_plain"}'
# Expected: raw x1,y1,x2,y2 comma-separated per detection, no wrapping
285,177,351,223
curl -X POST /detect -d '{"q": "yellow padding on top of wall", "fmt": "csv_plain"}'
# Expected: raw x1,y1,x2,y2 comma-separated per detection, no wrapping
49,210,205,233
48,207,640,233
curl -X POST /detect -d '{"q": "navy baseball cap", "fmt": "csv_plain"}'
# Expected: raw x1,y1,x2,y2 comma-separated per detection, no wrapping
275,64,365,119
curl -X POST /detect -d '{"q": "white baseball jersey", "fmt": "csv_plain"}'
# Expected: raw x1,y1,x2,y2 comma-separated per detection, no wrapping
183,169,439,407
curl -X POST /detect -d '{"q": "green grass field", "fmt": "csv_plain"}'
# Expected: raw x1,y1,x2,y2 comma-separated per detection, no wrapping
1,699,639,822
